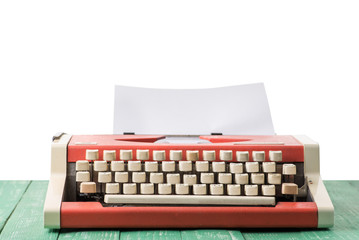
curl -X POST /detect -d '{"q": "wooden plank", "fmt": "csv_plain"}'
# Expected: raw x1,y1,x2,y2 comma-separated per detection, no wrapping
120,230,181,240
1,180,358,239
0,181,30,231
0,181,60,240
59,229,120,240
348,180,359,190
241,181,359,240
181,230,245,240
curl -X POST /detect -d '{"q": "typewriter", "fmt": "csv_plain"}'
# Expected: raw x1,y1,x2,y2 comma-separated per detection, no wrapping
44,133,334,229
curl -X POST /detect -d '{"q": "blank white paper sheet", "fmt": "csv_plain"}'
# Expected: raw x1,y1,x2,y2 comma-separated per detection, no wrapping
114,83,275,135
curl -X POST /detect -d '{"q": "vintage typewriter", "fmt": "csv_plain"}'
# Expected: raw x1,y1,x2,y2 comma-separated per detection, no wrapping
44,133,334,228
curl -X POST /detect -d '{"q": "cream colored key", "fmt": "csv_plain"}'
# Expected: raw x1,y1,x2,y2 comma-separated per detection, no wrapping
229,163,243,173
115,172,128,183
245,162,259,173
268,173,282,185
269,150,282,162
251,173,265,184
193,184,207,195
132,172,146,183
235,173,249,184
218,173,232,184
153,150,166,161
167,174,180,184
262,162,276,173
245,185,258,196
179,161,192,171
227,184,241,196
145,161,158,172
76,160,89,171
80,182,96,193
120,150,133,160
162,161,175,172
203,150,216,161
170,150,182,160
196,161,209,172
201,173,215,184
103,150,116,161
212,162,225,172
183,174,197,185
86,149,99,160
137,149,149,160
282,183,298,195
123,183,137,194
262,185,275,196
158,183,172,195
128,160,141,171
98,172,112,183
283,164,296,175
106,183,120,194
111,161,125,171
141,183,154,194
175,184,189,195
150,173,164,183
220,150,232,161
236,151,249,162
210,184,224,195
76,171,90,182
186,150,199,161
252,151,265,162
94,160,108,171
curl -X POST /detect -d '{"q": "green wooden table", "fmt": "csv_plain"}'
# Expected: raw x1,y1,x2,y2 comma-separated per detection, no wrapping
0,181,358,240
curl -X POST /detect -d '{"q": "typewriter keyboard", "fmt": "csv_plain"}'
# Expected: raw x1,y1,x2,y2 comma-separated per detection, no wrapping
71,149,305,206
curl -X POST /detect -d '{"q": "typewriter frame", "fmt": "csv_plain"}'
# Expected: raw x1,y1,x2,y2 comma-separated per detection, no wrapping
44,134,334,229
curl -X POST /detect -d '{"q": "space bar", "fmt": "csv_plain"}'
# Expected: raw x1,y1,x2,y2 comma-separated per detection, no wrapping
104,195,276,206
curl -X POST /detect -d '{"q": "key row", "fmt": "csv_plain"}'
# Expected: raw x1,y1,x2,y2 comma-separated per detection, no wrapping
80,182,298,196
76,160,297,175
77,172,286,185
85,149,283,162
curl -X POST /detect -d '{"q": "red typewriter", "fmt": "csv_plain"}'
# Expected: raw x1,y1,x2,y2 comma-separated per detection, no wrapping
44,133,334,228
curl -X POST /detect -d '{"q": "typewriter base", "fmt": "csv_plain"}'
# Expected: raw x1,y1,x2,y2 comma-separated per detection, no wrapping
61,201,318,228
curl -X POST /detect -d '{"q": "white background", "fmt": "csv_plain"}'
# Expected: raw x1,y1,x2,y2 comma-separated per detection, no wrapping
0,1,358,180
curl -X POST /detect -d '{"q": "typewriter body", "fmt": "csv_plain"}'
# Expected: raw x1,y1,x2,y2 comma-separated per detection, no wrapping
44,133,334,229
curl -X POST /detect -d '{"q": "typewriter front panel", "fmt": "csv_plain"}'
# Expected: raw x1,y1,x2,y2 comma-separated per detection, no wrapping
61,202,318,228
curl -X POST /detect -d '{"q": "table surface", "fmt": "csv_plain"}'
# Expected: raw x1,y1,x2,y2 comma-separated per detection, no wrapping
0,180,358,240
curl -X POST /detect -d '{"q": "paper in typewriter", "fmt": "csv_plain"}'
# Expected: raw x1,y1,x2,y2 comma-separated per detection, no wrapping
114,83,275,135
